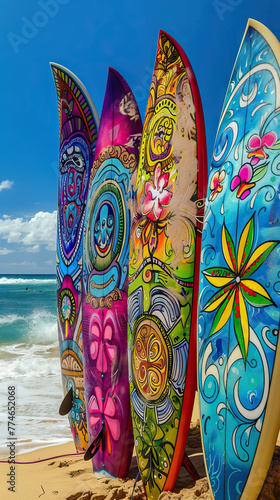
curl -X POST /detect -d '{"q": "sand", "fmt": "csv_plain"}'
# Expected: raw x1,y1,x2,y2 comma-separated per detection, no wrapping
1,424,280,500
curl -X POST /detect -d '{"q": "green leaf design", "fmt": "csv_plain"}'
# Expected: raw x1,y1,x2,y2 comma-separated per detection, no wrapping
251,163,268,182
151,447,159,466
203,267,235,288
136,437,144,453
243,241,279,278
241,280,275,308
222,223,237,272
141,461,150,483
142,444,150,459
209,289,235,336
237,214,254,272
202,284,232,312
154,426,164,441
146,417,157,441
142,430,152,447
171,395,181,411
269,139,280,150
202,213,279,364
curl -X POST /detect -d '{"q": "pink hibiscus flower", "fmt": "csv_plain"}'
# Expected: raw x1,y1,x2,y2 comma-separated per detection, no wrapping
230,163,255,199
247,131,277,166
142,164,173,221
88,387,120,450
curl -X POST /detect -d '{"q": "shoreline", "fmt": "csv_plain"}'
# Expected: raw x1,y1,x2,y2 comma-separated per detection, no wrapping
1,426,279,499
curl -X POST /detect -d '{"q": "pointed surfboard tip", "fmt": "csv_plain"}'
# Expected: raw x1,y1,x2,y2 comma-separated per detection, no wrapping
156,29,206,175
49,61,58,77
230,19,280,100
49,62,100,128
107,66,132,96
157,29,192,69
108,66,121,78
247,19,280,57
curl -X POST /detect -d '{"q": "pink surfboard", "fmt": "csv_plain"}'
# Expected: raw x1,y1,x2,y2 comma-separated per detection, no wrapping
82,68,142,477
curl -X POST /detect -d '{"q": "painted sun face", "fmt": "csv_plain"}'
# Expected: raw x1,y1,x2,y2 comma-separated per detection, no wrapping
94,203,114,255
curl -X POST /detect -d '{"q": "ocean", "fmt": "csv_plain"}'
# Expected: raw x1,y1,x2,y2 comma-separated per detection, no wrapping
0,274,72,458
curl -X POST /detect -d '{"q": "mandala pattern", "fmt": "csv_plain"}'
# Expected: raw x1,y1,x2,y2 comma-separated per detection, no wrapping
132,316,172,402
128,31,206,498
51,63,99,452
84,147,131,308
198,21,280,500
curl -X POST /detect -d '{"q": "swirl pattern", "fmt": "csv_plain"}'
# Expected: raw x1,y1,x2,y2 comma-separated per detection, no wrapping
132,320,169,401
198,21,280,500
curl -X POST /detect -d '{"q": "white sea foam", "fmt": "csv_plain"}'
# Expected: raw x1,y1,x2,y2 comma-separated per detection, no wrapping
28,310,58,345
0,274,71,457
0,309,59,379
0,342,60,380
0,314,24,325
0,310,58,344
0,277,56,285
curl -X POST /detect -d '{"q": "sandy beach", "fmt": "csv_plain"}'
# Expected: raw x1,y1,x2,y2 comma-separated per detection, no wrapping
1,419,280,500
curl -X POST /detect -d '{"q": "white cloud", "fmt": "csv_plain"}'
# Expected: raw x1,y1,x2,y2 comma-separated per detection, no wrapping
0,247,14,255
25,245,41,253
0,180,14,192
0,211,57,251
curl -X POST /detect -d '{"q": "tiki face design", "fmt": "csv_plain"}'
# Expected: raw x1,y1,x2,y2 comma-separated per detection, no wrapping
59,138,89,265
94,203,115,255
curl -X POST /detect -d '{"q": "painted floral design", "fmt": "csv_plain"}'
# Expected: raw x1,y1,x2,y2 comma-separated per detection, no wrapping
136,164,173,256
230,163,255,200
247,131,277,165
88,387,120,454
90,321,117,374
142,164,172,221
209,170,225,201
132,411,174,492
231,131,280,199
202,214,278,361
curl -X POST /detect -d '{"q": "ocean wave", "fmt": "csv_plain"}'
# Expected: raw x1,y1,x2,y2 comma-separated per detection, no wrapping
0,314,24,325
0,342,60,380
28,310,58,345
0,277,56,285
0,309,58,346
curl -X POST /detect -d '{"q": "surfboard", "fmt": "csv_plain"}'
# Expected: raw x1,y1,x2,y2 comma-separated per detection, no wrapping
198,19,280,500
51,63,99,453
128,30,207,499
82,67,142,477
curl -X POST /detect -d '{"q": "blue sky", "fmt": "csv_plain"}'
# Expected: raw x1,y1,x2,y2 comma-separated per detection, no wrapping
0,0,280,274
